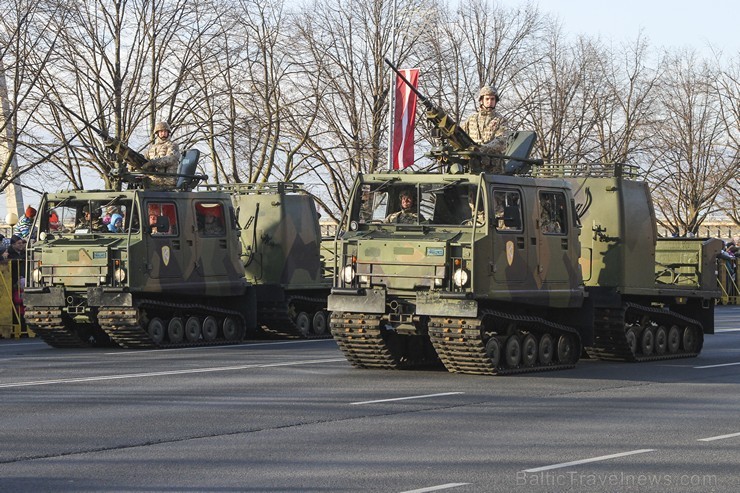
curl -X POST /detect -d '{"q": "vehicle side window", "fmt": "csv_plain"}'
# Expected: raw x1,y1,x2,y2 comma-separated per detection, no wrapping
492,189,523,232
195,202,226,236
147,202,178,236
539,191,567,235
357,185,389,224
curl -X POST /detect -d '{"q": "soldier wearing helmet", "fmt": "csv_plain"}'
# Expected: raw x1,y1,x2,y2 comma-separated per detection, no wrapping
460,85,511,167
141,121,181,189
385,189,425,224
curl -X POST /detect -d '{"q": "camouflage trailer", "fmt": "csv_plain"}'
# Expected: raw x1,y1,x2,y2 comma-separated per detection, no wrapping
23,188,256,348
203,182,333,338
536,162,721,362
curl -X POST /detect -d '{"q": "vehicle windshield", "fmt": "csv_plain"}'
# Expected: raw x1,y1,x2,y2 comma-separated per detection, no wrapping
353,181,484,227
42,198,140,235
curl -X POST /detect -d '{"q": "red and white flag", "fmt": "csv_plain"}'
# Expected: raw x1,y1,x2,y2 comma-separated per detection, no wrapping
392,68,419,170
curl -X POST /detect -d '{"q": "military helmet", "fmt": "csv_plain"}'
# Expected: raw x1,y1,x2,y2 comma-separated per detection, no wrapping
478,85,500,102
153,121,172,134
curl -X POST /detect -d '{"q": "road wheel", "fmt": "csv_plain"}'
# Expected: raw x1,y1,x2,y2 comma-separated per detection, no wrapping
484,337,502,369
167,317,184,344
556,334,574,363
667,325,681,354
625,327,638,355
185,316,201,342
202,316,219,341
654,326,667,355
312,311,328,336
147,318,166,345
640,327,655,356
222,316,242,341
522,334,538,367
296,312,311,338
682,326,697,352
538,334,554,365
505,335,521,368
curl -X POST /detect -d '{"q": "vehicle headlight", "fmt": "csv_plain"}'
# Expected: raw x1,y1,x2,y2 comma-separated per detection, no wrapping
33,268,43,284
452,268,469,287
434,278,444,287
342,265,356,284
114,267,127,282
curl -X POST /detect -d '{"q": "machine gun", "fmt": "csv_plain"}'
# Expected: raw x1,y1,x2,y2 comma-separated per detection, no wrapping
385,59,542,174
59,104,149,170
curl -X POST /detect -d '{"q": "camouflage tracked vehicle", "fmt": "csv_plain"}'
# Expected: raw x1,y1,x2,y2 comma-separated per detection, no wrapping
24,187,256,348
327,60,721,375
329,165,721,375
203,182,333,338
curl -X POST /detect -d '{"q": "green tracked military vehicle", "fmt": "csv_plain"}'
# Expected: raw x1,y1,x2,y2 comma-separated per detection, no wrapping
329,164,721,375
203,182,333,338
328,61,721,375
24,187,256,348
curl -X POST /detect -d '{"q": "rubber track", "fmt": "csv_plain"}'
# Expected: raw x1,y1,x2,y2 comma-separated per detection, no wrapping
330,313,400,369
257,295,330,339
429,309,581,375
24,308,92,348
97,299,246,349
586,302,703,362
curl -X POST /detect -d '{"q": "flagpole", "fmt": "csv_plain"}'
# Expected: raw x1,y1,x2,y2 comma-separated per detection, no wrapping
386,0,398,170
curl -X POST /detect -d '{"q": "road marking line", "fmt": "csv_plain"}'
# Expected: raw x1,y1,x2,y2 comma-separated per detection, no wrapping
697,432,740,442
694,361,740,369
399,483,470,493
105,338,332,355
350,392,464,405
0,358,346,389
522,449,656,473
715,328,740,332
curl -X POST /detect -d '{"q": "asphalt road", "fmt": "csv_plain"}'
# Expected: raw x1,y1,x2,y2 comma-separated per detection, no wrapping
1,306,739,492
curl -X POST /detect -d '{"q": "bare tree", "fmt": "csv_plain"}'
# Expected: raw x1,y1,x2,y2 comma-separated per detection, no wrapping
0,0,67,198
590,33,660,163
454,0,544,108
291,0,435,218
646,50,735,236
716,55,740,228
512,24,604,163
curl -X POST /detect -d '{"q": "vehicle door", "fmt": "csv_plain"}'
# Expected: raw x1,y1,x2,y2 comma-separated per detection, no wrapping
536,190,571,286
145,201,187,280
491,188,527,283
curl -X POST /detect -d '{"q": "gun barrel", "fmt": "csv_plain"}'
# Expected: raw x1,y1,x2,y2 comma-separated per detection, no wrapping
59,103,108,139
57,102,148,169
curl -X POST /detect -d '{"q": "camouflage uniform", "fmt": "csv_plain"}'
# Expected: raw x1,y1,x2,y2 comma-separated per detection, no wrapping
461,108,509,154
461,86,511,174
143,122,181,189
385,210,424,224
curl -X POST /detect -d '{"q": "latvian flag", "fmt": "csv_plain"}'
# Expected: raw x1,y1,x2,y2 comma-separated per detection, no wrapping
392,68,419,170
